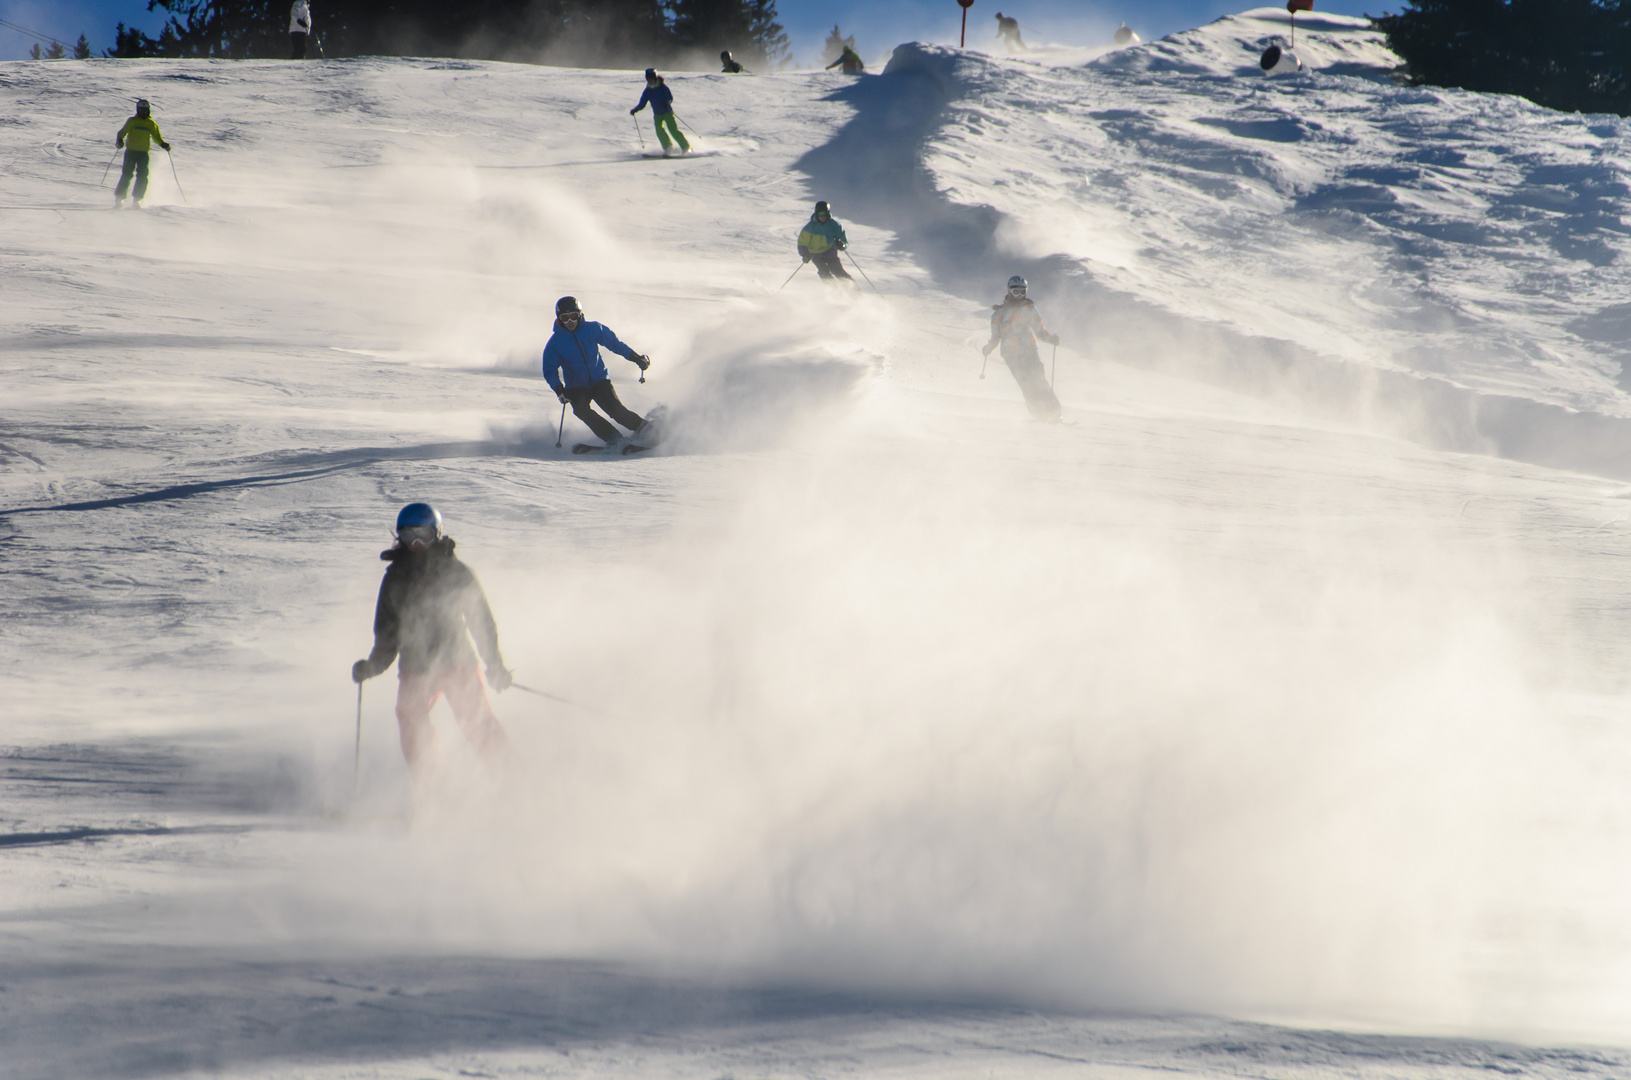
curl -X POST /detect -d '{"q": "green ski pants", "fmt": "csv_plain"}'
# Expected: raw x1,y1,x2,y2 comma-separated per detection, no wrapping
653,112,690,152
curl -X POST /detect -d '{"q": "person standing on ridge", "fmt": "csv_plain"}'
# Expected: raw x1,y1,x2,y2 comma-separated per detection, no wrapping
289,0,312,58
720,50,746,73
542,296,654,449
826,44,865,74
982,275,1062,422
994,12,1026,51
797,200,853,283
351,503,513,781
630,68,690,155
113,99,170,210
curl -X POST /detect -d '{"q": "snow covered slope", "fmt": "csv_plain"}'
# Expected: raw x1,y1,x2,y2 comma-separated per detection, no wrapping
5,10,1631,1078
836,13,1631,474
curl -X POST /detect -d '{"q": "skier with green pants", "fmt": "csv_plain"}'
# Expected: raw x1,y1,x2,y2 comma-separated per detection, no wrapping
113,99,171,209
630,68,690,155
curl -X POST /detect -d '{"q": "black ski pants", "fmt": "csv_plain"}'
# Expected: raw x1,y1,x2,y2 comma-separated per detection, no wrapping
812,248,852,281
565,379,644,444
291,32,308,59
1003,345,1061,422
115,150,149,201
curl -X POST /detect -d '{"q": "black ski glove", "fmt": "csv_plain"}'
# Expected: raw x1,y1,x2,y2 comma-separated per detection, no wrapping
837,240,847,250
555,388,569,405
798,246,810,263
632,354,651,371
116,139,123,149
629,108,639,116
351,658,379,683
981,342,996,357
160,142,171,151
486,664,513,692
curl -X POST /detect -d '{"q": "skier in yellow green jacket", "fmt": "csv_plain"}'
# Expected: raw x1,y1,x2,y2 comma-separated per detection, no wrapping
113,99,170,209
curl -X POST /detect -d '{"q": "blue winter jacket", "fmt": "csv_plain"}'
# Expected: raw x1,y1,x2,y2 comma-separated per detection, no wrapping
542,320,637,391
632,82,675,116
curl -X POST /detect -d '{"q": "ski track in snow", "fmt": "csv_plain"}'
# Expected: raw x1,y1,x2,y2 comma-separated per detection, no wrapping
4,11,1631,1078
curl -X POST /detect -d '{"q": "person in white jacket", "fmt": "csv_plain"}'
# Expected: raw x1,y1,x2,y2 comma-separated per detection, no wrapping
289,0,312,59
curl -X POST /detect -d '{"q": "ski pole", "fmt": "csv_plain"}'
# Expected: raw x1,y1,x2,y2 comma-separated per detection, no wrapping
1050,341,1057,390
844,249,880,294
164,147,188,205
100,147,120,185
351,683,363,797
779,261,805,290
633,114,646,150
555,401,567,447
512,681,604,715
979,349,989,379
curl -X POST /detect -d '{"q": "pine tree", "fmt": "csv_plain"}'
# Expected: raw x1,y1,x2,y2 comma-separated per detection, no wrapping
1375,0,1631,115
74,34,92,59
669,0,787,68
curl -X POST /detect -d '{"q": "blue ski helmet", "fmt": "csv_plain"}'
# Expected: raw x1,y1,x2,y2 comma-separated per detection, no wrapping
395,502,442,534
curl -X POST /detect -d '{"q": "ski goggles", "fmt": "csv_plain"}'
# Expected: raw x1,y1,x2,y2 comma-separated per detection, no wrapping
1008,285,1027,297
815,211,831,221
398,525,438,547
559,311,583,326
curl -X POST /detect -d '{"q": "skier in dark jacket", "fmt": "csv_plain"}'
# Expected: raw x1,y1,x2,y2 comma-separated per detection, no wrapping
826,45,865,74
982,275,1062,422
630,68,690,155
352,503,511,779
720,50,746,73
542,295,653,447
113,99,170,209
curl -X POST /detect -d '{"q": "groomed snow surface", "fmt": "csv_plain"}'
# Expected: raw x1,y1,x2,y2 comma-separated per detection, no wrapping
5,9,1631,1078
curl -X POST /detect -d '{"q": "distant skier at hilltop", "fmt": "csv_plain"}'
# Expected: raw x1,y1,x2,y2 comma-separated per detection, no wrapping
351,502,512,781
630,68,690,155
542,295,654,450
289,0,312,59
720,49,746,73
826,45,865,74
112,99,170,210
797,200,853,283
983,275,1062,422
994,12,1026,51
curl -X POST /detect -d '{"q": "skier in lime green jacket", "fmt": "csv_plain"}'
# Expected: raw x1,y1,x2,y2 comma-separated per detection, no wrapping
113,99,170,209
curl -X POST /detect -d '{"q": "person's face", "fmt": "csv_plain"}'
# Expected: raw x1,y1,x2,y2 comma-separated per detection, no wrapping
560,310,583,329
816,210,830,223
1009,285,1027,300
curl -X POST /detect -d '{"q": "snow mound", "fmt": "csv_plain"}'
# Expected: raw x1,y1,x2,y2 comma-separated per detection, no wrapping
855,34,1631,477
1093,8,1401,78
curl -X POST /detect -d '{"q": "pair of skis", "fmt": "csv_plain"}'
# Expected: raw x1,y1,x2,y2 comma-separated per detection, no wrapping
572,440,653,456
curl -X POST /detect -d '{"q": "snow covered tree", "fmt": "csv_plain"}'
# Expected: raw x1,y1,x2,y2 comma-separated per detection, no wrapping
1375,0,1631,115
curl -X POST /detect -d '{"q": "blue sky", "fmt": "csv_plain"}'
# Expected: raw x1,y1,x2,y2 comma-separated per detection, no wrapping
1,0,1383,63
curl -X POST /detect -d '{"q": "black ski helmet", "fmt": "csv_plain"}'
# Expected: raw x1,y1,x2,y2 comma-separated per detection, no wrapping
814,200,830,215
644,68,658,81
556,295,583,317
720,50,732,61
1007,275,1027,291
135,98,150,115
395,502,442,534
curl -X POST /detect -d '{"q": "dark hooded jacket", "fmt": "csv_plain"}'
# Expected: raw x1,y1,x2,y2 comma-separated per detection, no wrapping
365,537,502,674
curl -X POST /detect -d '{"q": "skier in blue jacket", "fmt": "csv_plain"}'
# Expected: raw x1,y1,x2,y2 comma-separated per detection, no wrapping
542,296,653,447
630,68,690,155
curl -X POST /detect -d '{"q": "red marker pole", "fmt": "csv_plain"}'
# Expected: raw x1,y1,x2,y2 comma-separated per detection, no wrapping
959,0,974,47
